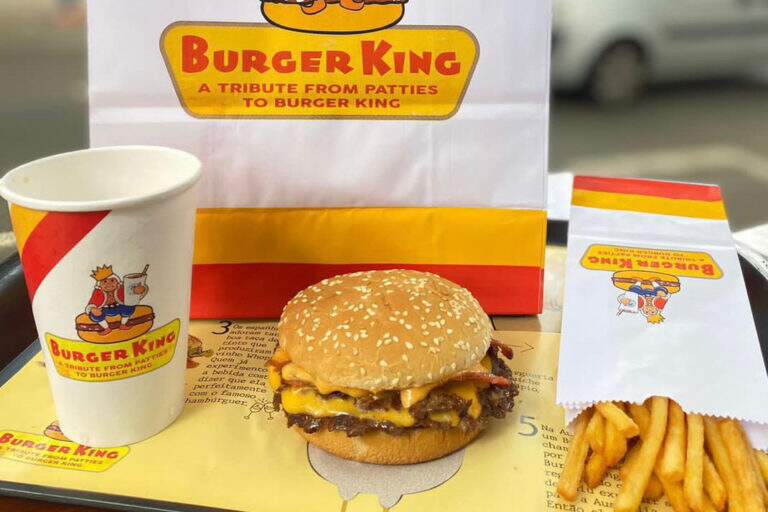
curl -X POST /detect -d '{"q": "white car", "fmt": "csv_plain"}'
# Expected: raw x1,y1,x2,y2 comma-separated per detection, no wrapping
552,0,768,104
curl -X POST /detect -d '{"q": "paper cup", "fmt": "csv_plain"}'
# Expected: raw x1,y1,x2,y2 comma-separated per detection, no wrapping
0,146,201,447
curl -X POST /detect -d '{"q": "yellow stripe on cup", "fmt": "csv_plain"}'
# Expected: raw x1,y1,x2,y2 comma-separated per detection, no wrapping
9,204,48,254
194,208,546,267
572,190,727,220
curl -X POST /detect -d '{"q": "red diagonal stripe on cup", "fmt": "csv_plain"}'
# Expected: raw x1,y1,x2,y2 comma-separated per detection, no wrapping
21,211,110,301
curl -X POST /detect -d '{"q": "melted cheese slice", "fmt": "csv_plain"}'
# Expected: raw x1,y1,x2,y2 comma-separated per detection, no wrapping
281,387,417,427
268,353,488,427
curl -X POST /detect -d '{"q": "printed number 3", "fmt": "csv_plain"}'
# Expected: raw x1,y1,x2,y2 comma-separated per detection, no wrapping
212,320,233,335
518,416,538,437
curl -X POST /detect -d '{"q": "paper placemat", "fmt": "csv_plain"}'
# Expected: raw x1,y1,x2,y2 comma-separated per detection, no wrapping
0,321,677,512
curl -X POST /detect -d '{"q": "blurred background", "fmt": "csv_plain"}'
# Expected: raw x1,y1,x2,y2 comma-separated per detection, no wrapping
1,0,767,260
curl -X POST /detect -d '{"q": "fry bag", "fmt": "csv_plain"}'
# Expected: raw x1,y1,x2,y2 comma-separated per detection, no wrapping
87,1,551,318
557,176,768,449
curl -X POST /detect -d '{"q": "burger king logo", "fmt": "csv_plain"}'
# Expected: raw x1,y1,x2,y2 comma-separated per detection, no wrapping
160,0,478,119
44,263,181,383
260,0,407,35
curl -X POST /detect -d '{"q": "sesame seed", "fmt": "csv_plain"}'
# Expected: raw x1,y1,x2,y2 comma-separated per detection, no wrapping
405,342,414,350
420,342,429,347
307,346,314,352
402,354,409,362
380,360,388,367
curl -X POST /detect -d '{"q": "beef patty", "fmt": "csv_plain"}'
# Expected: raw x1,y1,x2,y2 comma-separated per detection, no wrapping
274,345,518,437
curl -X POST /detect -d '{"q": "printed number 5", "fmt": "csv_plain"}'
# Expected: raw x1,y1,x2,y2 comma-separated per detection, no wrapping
518,416,538,437
212,320,233,335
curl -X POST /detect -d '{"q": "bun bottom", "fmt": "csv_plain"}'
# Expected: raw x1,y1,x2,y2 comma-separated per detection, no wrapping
294,426,483,465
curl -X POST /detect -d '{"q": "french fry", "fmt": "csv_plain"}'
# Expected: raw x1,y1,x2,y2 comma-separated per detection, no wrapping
703,453,727,512
719,420,763,512
628,403,651,439
557,410,591,501
614,396,669,512
704,417,743,512
586,409,606,454
621,443,642,480
605,419,628,466
756,450,768,485
749,446,768,506
660,475,691,512
658,401,686,482
596,402,640,439
683,414,705,511
700,496,718,512
585,451,609,489
644,473,664,501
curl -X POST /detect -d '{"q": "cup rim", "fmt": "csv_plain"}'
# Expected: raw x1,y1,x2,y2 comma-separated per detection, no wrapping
0,146,202,212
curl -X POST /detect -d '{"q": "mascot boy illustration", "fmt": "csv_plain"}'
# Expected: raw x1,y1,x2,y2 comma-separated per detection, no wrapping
85,265,148,336
614,271,680,324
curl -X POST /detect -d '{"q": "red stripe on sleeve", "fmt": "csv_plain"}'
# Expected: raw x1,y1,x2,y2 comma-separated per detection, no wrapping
573,176,723,202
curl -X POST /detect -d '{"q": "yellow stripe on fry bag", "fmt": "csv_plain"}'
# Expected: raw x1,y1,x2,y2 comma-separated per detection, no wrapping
194,208,546,267
572,190,727,220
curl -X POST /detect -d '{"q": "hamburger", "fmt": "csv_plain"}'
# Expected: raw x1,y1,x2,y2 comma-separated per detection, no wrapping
261,0,407,34
269,270,518,465
74,305,155,344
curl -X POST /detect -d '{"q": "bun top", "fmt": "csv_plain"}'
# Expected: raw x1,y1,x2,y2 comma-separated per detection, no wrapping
278,270,492,391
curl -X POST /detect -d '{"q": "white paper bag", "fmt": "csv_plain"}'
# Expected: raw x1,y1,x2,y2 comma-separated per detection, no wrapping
557,176,768,449
87,0,551,319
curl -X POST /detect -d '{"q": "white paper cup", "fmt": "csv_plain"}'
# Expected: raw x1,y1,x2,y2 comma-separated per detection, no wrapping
0,146,201,447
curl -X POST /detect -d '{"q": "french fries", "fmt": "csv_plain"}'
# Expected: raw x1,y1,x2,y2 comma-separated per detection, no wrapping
615,396,668,512
586,409,606,454
557,410,591,501
749,444,768,507
585,451,609,489
756,450,768,485
683,414,705,511
628,403,651,439
704,417,743,512
596,402,640,438
644,474,664,501
703,453,727,512
658,401,687,483
660,478,691,512
605,419,629,466
557,399,768,512
719,419,763,512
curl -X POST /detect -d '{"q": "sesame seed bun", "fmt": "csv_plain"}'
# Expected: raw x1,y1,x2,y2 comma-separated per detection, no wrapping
278,270,492,391
295,425,482,465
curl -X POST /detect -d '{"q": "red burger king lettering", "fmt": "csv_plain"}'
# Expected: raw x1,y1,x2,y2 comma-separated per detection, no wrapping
0,430,129,472
162,24,478,119
45,319,180,383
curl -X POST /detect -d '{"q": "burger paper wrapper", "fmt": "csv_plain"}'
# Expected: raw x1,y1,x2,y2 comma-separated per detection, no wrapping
87,0,551,318
557,177,768,450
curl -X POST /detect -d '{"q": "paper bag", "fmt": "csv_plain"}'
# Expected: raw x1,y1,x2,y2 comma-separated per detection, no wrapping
87,0,551,318
557,176,768,449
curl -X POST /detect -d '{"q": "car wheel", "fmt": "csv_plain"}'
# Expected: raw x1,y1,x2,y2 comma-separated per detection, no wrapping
587,42,648,106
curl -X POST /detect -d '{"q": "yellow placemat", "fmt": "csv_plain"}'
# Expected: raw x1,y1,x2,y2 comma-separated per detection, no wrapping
0,321,673,511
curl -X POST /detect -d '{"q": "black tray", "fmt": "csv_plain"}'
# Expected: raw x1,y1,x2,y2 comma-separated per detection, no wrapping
0,220,766,511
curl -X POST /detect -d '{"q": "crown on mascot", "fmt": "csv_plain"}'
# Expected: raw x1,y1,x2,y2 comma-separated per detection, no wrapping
91,265,115,281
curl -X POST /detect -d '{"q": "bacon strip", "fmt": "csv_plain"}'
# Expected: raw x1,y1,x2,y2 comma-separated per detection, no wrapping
491,339,515,359
449,372,512,387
